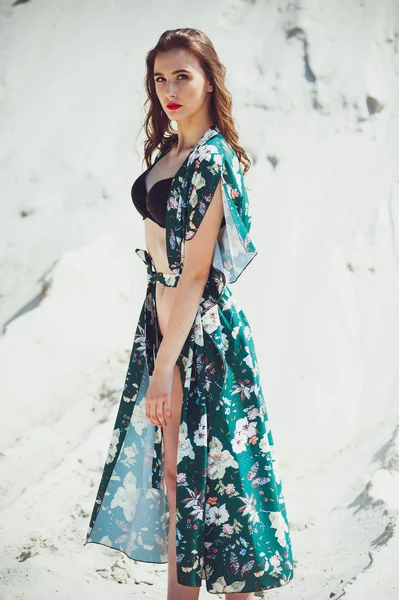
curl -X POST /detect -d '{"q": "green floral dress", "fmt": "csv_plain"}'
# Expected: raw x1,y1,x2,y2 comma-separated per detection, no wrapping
83,124,295,594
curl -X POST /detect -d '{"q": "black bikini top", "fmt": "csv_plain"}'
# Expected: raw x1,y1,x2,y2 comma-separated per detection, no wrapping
131,162,172,228
131,159,226,229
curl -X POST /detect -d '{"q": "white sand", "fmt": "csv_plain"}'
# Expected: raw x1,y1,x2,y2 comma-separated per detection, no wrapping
0,0,398,598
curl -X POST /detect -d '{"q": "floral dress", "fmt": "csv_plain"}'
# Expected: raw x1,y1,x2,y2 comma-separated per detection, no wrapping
83,124,295,594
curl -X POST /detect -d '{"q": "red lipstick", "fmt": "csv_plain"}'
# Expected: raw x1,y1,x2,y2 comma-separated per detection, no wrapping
166,102,182,110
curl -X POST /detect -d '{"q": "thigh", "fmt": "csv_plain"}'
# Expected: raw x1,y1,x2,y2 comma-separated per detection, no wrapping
155,282,183,487
162,363,183,489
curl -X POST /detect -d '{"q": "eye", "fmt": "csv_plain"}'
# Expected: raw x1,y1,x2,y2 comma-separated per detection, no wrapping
154,74,188,83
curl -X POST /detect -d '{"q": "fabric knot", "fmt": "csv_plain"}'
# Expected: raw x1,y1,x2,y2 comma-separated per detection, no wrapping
135,248,181,287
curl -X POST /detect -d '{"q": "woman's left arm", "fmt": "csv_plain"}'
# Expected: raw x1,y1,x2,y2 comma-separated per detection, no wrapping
145,178,224,428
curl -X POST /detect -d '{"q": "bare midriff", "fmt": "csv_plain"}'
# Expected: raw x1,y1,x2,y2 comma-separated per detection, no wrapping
145,218,178,338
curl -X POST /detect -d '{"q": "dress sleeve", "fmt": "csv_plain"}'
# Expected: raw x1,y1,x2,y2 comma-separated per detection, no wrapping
184,146,224,241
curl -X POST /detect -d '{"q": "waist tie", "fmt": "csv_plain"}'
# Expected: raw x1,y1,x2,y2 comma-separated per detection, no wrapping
135,248,181,287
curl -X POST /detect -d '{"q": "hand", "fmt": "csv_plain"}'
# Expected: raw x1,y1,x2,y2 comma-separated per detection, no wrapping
145,364,174,428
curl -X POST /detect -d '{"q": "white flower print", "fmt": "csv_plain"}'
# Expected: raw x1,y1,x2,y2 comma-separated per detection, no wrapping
221,331,229,351
269,512,288,547
131,397,147,435
232,155,242,193
222,523,234,535
210,576,246,594
110,470,138,521
213,151,223,168
270,549,283,568
182,347,193,388
202,305,220,334
206,503,229,526
189,142,220,167
203,297,216,311
193,321,204,346
106,428,120,464
128,320,146,359
247,407,259,420
225,483,236,496
194,414,207,446
222,395,232,407
188,171,206,208
231,432,247,454
163,272,178,286
120,441,138,468
232,380,254,401
176,472,187,484
178,422,195,463
235,417,257,439
237,492,261,524
182,487,205,520
207,436,238,480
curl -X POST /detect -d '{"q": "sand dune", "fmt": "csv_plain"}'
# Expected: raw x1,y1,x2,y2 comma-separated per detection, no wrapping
0,0,398,598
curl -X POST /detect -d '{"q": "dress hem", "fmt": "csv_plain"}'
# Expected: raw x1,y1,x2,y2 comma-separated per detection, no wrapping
83,539,294,594
83,539,167,565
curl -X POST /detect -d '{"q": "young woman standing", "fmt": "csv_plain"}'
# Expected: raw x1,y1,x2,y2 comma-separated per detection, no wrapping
84,28,295,600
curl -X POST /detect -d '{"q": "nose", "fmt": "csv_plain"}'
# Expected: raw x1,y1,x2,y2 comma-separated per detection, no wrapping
165,81,177,97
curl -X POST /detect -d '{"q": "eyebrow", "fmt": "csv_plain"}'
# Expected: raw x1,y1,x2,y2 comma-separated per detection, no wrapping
153,68,191,77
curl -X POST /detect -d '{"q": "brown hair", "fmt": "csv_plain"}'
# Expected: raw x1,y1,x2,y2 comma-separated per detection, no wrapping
140,28,251,175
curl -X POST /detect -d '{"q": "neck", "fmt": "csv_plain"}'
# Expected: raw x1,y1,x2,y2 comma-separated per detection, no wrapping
173,117,214,157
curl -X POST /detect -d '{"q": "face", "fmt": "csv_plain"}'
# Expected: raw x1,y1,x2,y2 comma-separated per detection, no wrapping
153,48,213,121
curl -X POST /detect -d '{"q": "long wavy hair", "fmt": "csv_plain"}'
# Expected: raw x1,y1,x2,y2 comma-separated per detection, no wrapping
140,28,251,175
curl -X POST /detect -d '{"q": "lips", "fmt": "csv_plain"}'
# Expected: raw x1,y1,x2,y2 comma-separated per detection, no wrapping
166,103,182,110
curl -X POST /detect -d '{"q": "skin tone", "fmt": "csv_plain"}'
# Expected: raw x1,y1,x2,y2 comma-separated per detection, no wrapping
143,47,254,600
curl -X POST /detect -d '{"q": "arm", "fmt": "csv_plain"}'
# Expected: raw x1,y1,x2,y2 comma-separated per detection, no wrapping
145,178,224,428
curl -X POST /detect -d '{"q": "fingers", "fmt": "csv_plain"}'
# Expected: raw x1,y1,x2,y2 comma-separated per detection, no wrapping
155,403,167,428
165,397,172,419
146,398,168,428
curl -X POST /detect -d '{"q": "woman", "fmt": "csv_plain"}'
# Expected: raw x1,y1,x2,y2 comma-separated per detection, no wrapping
84,28,295,599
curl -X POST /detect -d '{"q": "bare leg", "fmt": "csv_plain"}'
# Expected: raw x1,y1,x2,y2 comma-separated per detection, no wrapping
225,594,255,600
162,363,201,600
